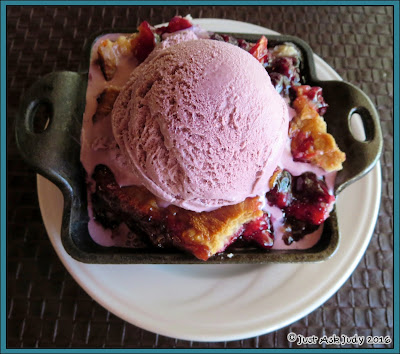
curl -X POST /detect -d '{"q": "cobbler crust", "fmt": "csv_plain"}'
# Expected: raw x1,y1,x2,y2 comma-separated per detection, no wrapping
92,165,263,261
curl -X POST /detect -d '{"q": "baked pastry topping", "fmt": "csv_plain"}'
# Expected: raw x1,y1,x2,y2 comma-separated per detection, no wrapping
98,35,135,80
289,86,346,172
92,165,266,261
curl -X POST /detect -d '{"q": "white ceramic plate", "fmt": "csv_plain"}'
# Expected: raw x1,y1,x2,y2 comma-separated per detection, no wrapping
36,19,382,342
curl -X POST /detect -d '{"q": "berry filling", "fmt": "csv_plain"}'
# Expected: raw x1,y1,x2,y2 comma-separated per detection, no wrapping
291,85,328,116
131,21,158,63
155,16,193,35
266,169,335,243
267,56,300,84
282,217,319,246
290,130,317,162
248,35,269,64
241,213,274,248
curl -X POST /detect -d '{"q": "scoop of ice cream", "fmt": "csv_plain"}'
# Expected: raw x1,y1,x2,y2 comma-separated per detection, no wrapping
112,39,289,212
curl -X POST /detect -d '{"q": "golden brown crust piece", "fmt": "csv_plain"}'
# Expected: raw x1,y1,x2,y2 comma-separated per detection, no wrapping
97,36,136,81
166,198,263,260
122,185,263,260
290,95,346,172
93,165,262,261
97,39,118,81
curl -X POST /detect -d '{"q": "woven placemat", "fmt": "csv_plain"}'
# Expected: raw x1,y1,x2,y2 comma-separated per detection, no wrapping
7,5,394,349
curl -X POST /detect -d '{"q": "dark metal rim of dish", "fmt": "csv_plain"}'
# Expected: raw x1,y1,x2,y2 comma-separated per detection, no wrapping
15,30,382,264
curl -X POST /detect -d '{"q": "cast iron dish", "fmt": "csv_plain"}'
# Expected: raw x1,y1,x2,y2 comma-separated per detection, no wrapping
15,31,383,264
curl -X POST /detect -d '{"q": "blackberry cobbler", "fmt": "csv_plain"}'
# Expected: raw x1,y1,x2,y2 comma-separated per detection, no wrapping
80,16,345,260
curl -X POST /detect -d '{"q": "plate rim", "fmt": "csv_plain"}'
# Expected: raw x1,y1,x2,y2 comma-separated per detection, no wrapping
36,18,382,342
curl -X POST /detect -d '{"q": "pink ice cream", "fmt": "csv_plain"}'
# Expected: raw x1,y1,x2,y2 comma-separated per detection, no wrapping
112,39,289,212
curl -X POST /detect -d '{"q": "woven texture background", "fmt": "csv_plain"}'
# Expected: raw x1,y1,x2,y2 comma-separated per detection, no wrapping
7,5,393,349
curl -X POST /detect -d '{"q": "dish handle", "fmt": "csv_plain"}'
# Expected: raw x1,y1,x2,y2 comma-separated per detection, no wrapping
314,80,383,195
16,71,87,193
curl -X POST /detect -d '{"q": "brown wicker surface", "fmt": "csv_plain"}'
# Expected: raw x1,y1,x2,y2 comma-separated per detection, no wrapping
7,5,394,349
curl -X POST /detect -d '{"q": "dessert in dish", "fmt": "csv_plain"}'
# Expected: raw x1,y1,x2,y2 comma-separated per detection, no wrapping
80,16,346,261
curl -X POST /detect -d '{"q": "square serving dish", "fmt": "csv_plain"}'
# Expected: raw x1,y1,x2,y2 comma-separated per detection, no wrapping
15,30,382,264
